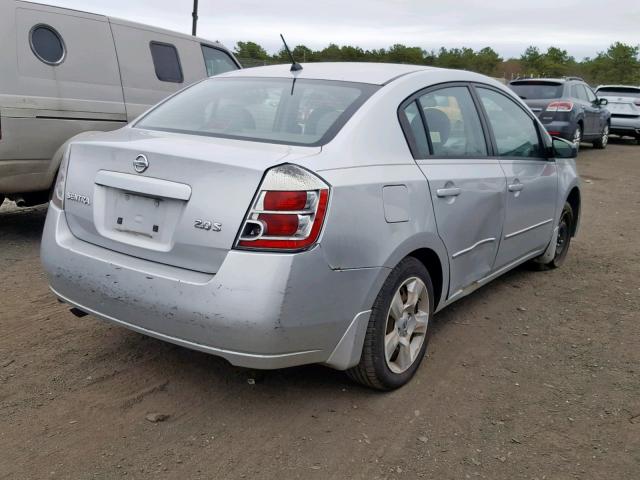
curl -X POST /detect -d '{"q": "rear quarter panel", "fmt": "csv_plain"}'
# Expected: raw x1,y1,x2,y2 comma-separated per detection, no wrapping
556,158,581,233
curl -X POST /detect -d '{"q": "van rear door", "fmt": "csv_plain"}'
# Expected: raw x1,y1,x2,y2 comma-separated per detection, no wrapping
4,5,127,190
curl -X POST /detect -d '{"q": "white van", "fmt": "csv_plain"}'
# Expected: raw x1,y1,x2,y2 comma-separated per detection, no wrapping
0,0,240,207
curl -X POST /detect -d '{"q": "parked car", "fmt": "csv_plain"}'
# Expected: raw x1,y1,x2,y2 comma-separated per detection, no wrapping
0,0,240,208
509,77,611,151
41,63,581,390
594,85,640,144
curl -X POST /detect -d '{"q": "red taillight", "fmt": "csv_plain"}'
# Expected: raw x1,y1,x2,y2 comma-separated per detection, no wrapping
263,191,308,211
257,213,299,236
236,165,330,252
546,101,574,112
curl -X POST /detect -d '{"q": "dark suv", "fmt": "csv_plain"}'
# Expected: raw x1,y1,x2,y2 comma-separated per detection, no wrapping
509,77,611,151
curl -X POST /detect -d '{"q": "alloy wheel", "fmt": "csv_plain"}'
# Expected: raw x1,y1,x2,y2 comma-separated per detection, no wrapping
602,125,609,147
573,126,582,150
384,277,429,374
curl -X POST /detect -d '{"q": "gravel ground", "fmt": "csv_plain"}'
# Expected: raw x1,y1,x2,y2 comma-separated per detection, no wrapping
1,140,639,479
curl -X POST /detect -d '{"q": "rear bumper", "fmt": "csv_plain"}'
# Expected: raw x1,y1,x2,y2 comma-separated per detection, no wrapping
541,121,574,141
609,116,640,136
41,205,384,370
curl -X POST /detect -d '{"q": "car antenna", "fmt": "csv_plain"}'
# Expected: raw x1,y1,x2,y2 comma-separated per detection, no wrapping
280,34,303,72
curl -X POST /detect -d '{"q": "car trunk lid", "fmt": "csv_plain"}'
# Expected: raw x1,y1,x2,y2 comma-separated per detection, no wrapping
63,129,320,274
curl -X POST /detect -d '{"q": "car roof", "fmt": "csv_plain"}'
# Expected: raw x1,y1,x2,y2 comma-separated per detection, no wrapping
596,85,640,90
510,78,567,84
216,62,435,85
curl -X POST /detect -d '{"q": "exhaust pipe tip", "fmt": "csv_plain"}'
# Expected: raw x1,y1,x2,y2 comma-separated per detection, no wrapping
14,196,26,207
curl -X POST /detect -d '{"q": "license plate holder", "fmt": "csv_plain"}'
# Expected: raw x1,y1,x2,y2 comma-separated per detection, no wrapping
113,191,165,238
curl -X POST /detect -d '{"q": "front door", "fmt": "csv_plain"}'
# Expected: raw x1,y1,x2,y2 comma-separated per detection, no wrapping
401,84,506,300
474,86,558,269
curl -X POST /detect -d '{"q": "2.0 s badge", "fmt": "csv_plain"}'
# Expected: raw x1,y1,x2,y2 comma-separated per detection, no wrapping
194,219,222,232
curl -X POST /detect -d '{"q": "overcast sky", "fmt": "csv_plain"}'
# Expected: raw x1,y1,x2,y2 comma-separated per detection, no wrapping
44,0,639,60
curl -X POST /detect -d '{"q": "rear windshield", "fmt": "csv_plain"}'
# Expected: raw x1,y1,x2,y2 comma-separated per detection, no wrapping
596,87,640,98
135,77,378,146
509,81,564,100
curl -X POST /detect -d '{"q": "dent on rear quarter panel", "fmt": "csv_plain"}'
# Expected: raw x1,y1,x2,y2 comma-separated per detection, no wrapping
317,164,446,270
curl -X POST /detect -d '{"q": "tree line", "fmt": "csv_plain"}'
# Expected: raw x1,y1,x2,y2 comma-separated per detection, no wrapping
234,41,640,85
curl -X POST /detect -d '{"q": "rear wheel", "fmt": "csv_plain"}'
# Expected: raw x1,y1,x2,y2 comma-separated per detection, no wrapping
592,123,609,149
346,257,434,390
534,202,574,270
573,125,583,152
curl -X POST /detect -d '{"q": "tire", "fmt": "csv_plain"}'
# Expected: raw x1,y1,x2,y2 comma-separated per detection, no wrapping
346,257,434,390
592,123,609,149
572,124,583,152
533,202,574,270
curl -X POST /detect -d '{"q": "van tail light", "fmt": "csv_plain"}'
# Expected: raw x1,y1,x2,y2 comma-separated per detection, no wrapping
51,147,71,209
235,164,330,252
546,101,574,112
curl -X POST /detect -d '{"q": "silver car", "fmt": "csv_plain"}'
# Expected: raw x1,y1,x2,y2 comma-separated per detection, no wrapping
41,63,581,390
595,85,640,144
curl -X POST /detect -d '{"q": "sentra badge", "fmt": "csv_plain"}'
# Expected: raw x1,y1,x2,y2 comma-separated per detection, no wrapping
66,192,91,205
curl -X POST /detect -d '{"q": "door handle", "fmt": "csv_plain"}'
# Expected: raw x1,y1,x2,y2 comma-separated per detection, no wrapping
508,182,524,192
436,187,461,197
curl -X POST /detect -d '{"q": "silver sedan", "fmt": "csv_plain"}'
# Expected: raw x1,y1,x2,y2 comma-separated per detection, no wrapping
41,63,581,389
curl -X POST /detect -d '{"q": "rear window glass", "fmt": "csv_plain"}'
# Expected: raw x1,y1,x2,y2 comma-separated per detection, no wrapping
201,45,238,76
596,87,640,98
509,82,564,100
135,77,378,146
150,42,183,83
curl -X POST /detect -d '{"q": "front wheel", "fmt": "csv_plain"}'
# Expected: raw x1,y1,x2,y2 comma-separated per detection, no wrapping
592,124,609,149
346,257,434,390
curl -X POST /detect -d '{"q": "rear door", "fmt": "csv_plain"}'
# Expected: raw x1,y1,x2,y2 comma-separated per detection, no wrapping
574,84,597,136
474,86,558,269
400,84,506,300
584,85,605,134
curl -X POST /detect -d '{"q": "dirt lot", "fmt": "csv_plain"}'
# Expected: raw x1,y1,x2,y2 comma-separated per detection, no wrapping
1,141,639,479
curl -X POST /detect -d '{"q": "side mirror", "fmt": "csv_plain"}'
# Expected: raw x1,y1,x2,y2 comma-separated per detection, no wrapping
552,137,577,159
598,98,608,106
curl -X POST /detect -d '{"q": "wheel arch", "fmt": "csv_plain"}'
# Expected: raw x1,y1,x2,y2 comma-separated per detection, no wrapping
407,248,444,311
566,186,581,237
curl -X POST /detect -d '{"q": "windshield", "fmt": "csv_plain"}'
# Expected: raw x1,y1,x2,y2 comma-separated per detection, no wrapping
135,77,378,146
596,87,640,99
509,81,564,100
